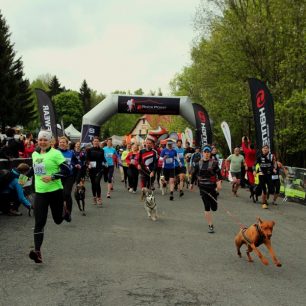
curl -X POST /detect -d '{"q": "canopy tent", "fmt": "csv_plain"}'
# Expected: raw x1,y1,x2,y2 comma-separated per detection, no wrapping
109,135,124,146
65,124,81,141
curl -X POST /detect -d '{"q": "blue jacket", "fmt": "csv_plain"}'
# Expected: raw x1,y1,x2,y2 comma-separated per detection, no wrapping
2,169,31,208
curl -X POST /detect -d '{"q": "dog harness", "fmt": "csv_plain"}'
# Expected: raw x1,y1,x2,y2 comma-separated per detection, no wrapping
241,224,265,247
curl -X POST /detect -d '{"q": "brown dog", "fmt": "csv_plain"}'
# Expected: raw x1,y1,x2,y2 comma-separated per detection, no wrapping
235,217,282,267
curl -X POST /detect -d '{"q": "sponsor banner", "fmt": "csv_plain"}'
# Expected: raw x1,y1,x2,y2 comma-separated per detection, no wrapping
280,167,305,204
192,103,212,149
80,124,100,145
248,78,275,151
221,121,232,154
35,89,58,138
118,96,180,115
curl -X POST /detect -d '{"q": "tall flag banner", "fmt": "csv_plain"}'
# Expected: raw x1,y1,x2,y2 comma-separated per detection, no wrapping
185,127,193,146
35,89,58,138
248,78,275,151
221,121,232,153
192,103,212,149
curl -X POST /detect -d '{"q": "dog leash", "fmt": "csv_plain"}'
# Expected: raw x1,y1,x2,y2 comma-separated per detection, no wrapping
200,189,247,229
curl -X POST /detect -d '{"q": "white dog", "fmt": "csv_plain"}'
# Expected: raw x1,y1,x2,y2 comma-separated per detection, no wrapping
144,189,157,221
159,175,168,196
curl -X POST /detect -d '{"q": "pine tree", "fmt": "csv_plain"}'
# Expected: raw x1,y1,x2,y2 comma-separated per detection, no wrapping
0,11,35,131
79,79,91,113
48,75,63,98
17,79,37,125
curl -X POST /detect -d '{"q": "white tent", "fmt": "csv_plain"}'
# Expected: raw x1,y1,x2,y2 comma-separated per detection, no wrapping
109,135,124,146
65,124,81,141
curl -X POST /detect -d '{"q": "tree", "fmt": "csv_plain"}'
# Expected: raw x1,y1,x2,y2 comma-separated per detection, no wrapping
134,88,144,95
48,75,63,98
53,91,83,130
171,0,306,165
0,11,35,131
79,79,91,113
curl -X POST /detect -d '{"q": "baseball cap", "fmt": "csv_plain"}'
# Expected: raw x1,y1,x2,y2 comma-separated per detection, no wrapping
202,145,212,152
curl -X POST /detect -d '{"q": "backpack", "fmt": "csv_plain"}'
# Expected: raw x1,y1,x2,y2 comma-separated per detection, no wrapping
0,169,14,190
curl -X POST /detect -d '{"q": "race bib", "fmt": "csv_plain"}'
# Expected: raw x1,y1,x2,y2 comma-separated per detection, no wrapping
90,161,97,168
272,175,279,180
106,153,113,158
165,158,173,164
178,153,184,158
33,163,46,176
159,157,163,161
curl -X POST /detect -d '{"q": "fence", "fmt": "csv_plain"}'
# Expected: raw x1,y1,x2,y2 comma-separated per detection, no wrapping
1,158,305,204
218,159,305,205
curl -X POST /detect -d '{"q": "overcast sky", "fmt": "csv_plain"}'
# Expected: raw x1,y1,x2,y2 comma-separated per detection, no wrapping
1,0,200,95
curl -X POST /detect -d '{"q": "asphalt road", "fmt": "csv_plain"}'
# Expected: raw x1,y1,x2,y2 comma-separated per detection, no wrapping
1,171,305,306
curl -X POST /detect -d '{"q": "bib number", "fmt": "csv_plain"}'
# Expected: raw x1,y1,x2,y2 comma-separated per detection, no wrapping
33,163,46,176
271,175,279,180
165,158,173,164
90,161,97,168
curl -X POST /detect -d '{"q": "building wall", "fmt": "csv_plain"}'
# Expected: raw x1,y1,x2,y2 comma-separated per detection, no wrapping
131,118,151,137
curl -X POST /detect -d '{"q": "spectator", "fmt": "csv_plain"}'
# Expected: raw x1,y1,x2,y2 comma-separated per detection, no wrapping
0,128,24,159
0,163,31,216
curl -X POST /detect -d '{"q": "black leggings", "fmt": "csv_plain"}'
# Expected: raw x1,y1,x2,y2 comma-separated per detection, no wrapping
33,189,64,251
128,167,139,191
259,175,274,195
61,175,75,212
123,166,128,185
89,169,103,197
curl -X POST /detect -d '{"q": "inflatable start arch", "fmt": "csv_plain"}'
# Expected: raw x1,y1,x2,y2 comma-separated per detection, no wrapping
81,95,212,148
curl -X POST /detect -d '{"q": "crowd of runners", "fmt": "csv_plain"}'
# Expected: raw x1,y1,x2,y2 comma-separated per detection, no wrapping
0,127,286,263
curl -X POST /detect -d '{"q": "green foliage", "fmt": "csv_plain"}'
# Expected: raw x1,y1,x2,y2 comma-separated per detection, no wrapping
53,91,83,130
0,11,35,131
79,79,91,113
48,75,64,98
170,0,306,165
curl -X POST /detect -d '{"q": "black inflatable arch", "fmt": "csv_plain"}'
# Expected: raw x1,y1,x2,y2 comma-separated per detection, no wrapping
81,95,212,148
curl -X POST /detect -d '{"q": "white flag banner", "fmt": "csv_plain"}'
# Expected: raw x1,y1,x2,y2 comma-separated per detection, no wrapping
185,128,193,147
181,133,187,148
221,121,232,153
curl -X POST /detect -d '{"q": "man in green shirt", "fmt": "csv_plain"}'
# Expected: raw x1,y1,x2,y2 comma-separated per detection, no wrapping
226,147,247,196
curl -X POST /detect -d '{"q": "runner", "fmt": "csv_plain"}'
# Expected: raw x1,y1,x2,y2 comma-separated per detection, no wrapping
126,143,140,193
86,136,106,206
103,138,117,198
253,145,275,209
189,147,202,190
160,140,181,201
226,147,247,196
175,139,186,197
58,136,80,220
29,130,71,263
271,154,287,205
138,136,158,198
121,143,132,188
192,145,223,233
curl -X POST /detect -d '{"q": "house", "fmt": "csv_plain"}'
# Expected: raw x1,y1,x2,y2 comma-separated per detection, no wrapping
129,115,152,138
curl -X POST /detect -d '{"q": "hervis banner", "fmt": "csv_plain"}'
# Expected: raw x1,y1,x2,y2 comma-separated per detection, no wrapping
192,103,212,149
248,78,275,152
35,89,58,138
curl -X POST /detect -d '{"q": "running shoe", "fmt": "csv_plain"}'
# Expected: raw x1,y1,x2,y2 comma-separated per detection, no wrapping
262,203,268,209
179,190,184,197
170,193,174,201
29,250,42,263
93,197,97,205
129,188,133,193
132,191,136,194
107,193,111,198
208,225,214,234
97,198,103,206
